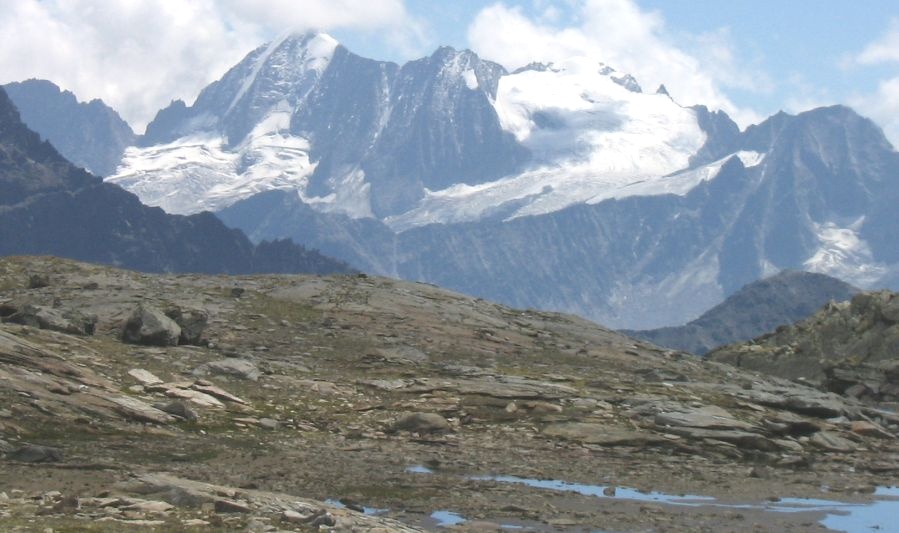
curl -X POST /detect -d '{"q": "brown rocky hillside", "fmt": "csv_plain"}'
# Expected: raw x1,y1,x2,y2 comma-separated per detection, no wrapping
1,257,897,532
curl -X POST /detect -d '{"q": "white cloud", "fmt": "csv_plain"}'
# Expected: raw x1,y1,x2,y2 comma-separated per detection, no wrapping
467,0,766,127
850,77,899,148
848,18,899,146
0,0,424,132
223,0,414,32
857,18,899,65
782,74,835,116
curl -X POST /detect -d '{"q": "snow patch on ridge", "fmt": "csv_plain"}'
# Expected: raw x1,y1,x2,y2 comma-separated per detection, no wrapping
804,217,888,286
299,167,374,219
463,69,479,90
108,106,374,219
227,34,289,115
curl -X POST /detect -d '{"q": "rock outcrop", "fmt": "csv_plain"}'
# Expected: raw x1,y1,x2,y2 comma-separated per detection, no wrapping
710,290,899,405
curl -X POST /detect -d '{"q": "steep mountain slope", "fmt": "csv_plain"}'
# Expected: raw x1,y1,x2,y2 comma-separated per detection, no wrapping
624,270,860,355
21,32,898,328
4,79,135,176
709,290,899,404
0,87,351,276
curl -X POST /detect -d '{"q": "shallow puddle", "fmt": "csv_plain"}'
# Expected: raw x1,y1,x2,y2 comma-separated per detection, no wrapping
473,474,899,532
430,510,466,527
408,466,899,532
819,487,899,532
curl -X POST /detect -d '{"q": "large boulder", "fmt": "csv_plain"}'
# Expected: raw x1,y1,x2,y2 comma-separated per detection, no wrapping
122,305,181,346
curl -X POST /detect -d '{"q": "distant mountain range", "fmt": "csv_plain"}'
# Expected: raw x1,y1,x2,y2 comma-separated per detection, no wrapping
7,33,899,329
623,270,859,354
0,86,352,276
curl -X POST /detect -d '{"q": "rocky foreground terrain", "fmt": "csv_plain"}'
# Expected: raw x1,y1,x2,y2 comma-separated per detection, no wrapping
1,256,898,532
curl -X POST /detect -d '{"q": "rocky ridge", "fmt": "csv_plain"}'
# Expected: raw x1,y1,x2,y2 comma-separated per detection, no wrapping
1,256,898,531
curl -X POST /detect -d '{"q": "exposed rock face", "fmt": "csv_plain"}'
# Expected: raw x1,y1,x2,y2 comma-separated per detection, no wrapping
164,307,208,346
122,305,182,346
128,368,164,386
710,290,899,403
156,401,199,422
108,396,177,424
624,270,859,354
541,423,664,446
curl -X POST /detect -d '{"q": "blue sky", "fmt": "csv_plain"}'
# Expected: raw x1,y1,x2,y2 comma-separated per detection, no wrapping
1,0,897,142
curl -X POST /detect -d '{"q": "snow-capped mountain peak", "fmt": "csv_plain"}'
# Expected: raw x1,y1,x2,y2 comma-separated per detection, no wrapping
111,45,712,222
225,32,338,115
27,35,896,332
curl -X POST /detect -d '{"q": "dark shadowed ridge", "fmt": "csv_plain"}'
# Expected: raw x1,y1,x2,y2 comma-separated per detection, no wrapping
0,87,353,276
623,270,860,354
